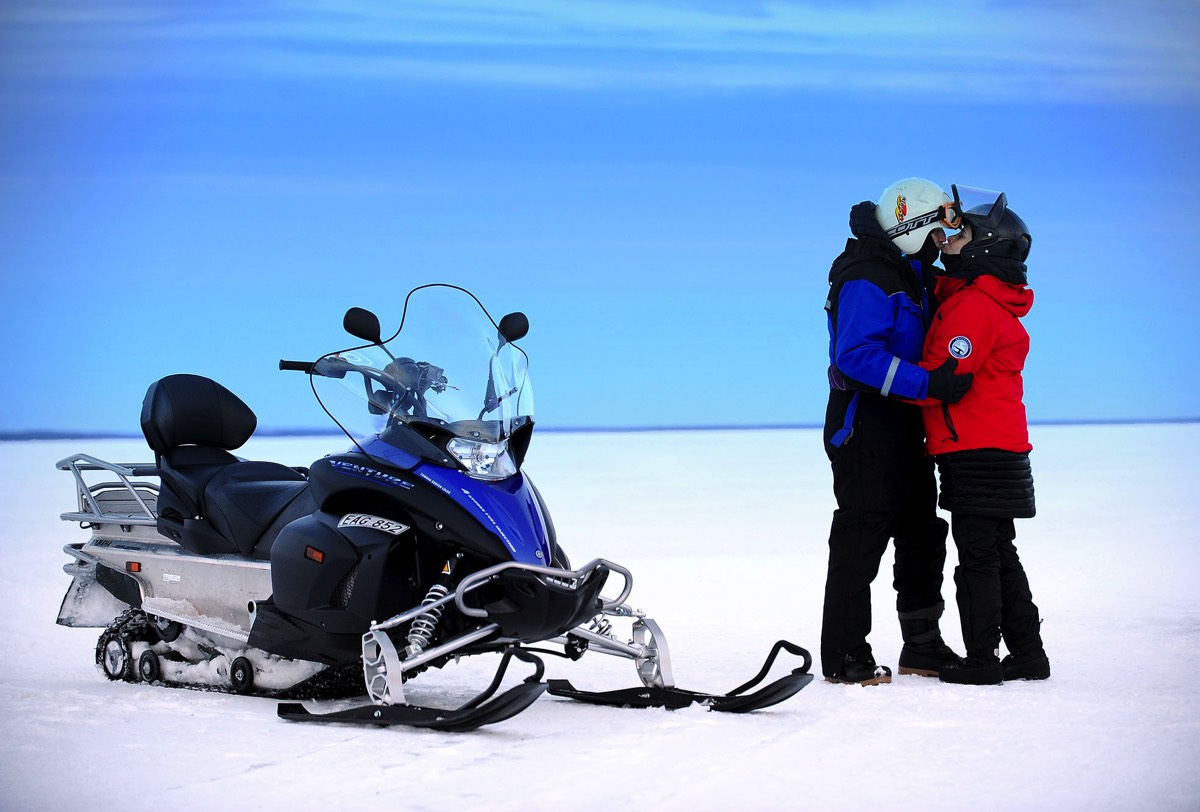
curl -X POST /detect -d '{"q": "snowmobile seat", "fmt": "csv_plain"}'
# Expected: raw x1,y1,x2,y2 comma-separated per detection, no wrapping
141,374,312,559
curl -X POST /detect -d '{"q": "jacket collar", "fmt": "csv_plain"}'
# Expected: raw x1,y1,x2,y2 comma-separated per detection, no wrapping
936,274,1033,318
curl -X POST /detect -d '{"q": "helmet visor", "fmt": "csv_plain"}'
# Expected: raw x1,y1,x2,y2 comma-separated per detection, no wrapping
947,184,1007,230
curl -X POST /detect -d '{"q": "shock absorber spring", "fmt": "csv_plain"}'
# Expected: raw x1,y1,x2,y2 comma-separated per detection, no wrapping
405,583,450,657
588,615,614,638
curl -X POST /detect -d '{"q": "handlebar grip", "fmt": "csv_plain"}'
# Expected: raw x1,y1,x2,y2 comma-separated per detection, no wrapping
279,360,315,373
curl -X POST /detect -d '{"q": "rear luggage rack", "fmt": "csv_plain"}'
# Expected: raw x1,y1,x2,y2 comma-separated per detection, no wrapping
57,454,160,526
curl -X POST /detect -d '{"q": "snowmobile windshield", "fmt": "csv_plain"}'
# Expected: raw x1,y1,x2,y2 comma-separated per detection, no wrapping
309,284,534,477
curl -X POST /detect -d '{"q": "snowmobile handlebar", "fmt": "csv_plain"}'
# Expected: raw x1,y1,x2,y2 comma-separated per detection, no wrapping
278,357,368,382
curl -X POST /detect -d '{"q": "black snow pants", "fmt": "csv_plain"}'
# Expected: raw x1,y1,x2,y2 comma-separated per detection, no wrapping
949,513,1043,659
820,392,949,676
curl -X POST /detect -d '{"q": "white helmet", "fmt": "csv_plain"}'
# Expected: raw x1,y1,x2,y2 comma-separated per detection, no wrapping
874,177,952,254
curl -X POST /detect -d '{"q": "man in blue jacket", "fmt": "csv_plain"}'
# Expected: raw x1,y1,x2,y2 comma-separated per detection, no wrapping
821,178,973,684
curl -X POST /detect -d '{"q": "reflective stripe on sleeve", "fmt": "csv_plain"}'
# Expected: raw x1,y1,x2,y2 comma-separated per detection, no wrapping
880,357,900,397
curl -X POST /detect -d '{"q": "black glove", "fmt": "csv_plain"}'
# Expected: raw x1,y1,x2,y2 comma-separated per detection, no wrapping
926,358,973,403
849,201,887,241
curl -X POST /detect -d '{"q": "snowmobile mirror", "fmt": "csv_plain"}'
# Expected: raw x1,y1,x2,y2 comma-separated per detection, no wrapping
344,307,383,345
498,312,529,346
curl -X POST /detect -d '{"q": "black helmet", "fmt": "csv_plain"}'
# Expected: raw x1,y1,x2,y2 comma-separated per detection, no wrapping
952,186,1032,262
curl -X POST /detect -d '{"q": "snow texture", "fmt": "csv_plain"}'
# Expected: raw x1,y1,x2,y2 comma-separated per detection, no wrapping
1,425,1198,811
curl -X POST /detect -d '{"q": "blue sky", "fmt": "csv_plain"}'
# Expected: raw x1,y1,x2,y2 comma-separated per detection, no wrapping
2,0,1198,434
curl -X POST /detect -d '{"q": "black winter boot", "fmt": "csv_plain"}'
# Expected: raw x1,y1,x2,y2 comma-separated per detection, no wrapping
824,654,892,686
1002,649,1050,681
898,602,963,677
938,655,1003,685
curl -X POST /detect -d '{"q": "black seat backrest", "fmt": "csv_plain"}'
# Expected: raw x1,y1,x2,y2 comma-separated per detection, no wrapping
142,373,258,458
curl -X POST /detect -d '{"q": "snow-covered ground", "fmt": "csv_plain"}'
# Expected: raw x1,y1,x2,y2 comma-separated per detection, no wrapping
1,425,1197,811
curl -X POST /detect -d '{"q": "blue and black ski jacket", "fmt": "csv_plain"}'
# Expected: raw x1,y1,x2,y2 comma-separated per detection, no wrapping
824,202,939,449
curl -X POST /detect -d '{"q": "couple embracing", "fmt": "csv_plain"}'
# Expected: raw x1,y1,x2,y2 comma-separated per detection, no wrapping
820,178,1050,687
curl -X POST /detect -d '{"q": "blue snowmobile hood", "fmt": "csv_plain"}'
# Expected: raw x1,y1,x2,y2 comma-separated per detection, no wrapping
360,436,551,566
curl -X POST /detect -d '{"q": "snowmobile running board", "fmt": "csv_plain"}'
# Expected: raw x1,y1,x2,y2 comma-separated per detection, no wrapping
547,640,814,713
278,648,547,732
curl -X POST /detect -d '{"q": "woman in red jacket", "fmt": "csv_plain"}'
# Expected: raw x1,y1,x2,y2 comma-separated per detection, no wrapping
919,189,1050,685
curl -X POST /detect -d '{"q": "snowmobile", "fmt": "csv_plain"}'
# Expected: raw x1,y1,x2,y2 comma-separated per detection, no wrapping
55,283,813,731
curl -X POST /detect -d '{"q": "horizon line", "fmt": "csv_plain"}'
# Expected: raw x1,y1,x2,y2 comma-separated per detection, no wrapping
3,416,1198,442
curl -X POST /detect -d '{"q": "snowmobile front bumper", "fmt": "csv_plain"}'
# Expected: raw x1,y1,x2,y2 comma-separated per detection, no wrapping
361,558,630,705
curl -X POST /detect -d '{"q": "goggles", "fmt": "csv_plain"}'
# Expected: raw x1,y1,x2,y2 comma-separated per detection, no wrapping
883,203,961,241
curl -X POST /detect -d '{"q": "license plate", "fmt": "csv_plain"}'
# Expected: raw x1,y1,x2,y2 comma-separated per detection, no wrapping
337,513,411,536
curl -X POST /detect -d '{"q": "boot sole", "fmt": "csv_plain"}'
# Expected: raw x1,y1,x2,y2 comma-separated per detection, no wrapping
1002,657,1051,681
938,676,1003,685
938,667,1004,685
897,666,940,677
824,674,892,686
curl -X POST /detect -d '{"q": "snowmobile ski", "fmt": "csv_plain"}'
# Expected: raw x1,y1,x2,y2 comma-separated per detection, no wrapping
277,681,545,732
278,648,547,732
547,639,814,713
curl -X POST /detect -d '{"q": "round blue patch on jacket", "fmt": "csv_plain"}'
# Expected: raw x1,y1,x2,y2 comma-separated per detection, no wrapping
948,336,973,359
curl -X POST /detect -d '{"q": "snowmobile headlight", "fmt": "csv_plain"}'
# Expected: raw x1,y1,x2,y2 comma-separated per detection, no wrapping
446,437,518,481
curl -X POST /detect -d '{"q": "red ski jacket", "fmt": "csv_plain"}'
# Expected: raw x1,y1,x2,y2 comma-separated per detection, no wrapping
919,274,1034,455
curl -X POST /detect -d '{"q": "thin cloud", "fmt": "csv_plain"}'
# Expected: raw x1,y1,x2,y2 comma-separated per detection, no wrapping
2,0,1197,104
